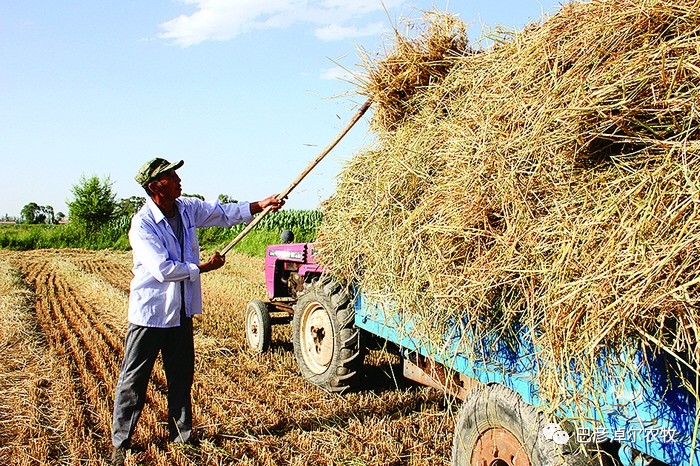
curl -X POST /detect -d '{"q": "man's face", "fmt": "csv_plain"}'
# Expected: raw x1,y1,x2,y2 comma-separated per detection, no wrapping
151,169,182,200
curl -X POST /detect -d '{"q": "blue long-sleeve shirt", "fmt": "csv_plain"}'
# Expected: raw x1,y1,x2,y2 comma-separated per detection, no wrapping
127,196,253,327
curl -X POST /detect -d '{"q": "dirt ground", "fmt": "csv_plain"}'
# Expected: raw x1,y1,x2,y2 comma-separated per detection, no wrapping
0,249,455,466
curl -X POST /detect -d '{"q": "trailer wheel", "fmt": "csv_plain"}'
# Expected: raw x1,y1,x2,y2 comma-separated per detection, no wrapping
245,300,272,353
292,277,363,392
452,384,611,466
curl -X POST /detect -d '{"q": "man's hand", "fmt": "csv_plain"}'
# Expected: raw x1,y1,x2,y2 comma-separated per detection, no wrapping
199,251,225,273
251,195,285,214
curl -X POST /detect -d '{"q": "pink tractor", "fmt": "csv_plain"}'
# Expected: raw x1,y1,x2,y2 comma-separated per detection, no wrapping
244,231,363,392
243,231,698,465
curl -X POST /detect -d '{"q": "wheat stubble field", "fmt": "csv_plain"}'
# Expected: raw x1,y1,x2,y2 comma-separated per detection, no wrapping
0,249,454,466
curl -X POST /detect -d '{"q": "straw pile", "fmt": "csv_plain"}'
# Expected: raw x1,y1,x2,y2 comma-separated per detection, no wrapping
316,0,700,409
356,10,471,132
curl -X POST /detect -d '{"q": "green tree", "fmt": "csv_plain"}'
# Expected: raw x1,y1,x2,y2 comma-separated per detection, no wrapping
67,175,118,231
217,194,238,204
20,203,54,224
117,196,145,217
42,205,55,224
20,202,40,224
183,193,204,200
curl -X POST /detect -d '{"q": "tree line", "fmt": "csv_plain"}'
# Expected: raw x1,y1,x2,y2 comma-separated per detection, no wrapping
18,176,240,230
5,175,319,253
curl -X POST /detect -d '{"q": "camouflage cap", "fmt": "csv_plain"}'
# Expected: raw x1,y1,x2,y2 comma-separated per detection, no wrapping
134,158,184,186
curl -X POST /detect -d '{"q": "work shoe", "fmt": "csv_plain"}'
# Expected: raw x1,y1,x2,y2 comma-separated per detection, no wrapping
111,447,127,466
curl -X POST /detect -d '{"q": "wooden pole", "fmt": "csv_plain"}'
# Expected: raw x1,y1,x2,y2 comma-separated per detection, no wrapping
220,99,372,256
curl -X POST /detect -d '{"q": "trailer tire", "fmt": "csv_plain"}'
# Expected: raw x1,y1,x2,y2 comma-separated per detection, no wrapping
245,300,272,354
292,277,363,392
452,384,612,466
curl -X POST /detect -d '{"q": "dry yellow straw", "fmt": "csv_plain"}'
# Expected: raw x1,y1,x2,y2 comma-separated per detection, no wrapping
317,0,700,410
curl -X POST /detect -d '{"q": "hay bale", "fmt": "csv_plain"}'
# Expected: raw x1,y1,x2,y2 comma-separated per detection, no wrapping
316,0,700,409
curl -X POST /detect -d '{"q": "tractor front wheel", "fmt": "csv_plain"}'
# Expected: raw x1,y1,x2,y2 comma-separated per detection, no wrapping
292,277,363,392
245,300,272,353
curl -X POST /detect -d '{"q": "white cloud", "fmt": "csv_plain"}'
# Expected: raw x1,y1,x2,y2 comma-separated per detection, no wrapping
158,0,403,47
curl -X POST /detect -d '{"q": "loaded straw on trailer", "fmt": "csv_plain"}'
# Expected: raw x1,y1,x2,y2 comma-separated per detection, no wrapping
241,1,700,464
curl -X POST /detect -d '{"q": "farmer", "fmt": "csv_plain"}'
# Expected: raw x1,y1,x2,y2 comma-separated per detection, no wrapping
110,158,284,465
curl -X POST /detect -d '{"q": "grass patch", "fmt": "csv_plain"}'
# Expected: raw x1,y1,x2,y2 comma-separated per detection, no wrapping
0,209,321,258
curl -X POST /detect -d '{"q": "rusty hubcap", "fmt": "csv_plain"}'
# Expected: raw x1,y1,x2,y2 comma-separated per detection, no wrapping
471,427,531,466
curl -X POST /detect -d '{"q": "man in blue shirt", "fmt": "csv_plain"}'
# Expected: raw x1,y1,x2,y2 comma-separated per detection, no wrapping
111,158,283,465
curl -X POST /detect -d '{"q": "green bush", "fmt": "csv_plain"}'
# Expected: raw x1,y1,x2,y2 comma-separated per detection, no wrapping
0,209,321,257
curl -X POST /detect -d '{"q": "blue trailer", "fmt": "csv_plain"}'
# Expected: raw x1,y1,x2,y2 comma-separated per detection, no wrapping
244,241,699,466
355,294,699,466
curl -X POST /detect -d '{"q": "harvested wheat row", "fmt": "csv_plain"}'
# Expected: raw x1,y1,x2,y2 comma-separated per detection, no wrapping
316,0,700,410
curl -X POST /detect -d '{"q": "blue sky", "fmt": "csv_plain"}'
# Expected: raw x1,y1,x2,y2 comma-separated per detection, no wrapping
1,0,564,218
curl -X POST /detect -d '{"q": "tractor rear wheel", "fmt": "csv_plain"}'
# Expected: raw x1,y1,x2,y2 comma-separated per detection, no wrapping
245,300,272,353
292,277,363,392
452,384,612,466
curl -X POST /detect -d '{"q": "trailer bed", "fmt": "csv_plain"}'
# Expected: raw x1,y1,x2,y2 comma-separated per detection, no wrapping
354,293,700,465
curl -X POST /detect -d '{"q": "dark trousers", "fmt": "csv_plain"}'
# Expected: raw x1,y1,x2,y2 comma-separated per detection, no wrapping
111,319,194,448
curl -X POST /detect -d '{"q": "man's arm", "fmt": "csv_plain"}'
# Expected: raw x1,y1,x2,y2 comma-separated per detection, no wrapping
197,195,283,273
130,220,197,282
249,195,285,214
198,251,225,273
